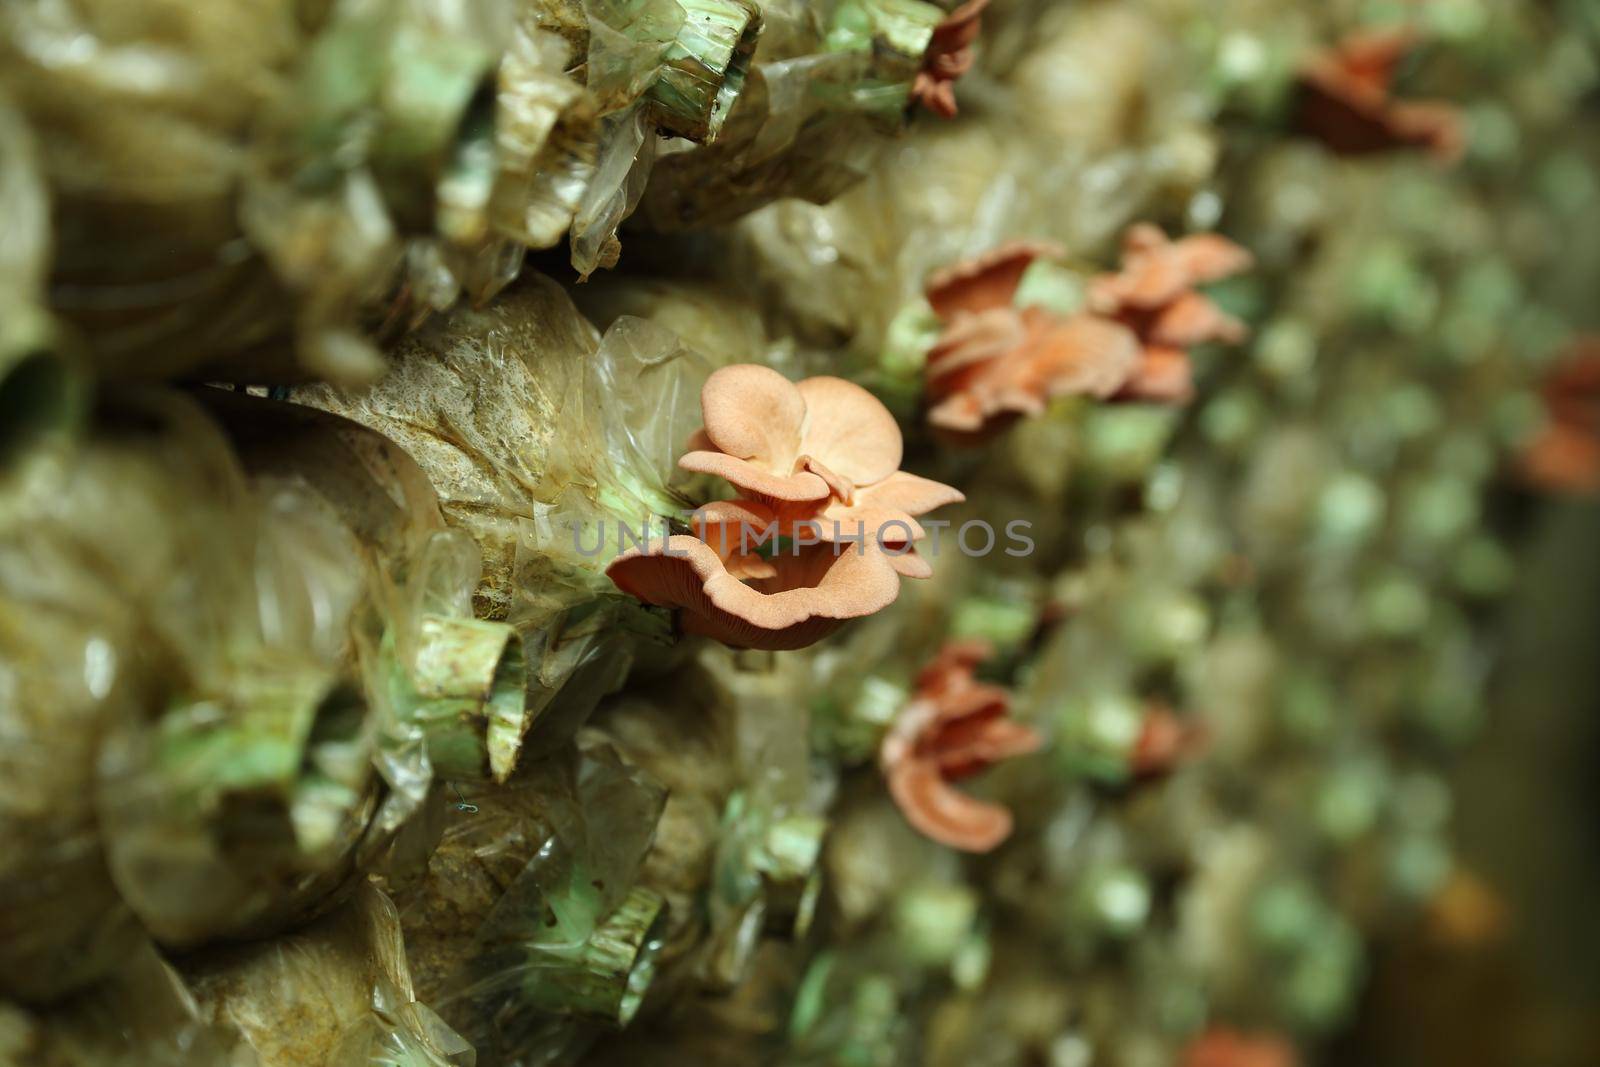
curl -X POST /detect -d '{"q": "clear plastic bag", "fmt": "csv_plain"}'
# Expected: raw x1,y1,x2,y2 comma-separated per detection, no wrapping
293,273,712,752
2,389,385,951
395,738,668,1064
0,0,515,383
182,883,473,1066
11,940,259,1066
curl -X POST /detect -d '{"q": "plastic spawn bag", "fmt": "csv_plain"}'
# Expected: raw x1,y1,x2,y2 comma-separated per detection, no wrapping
195,389,538,891
568,272,779,373
1,388,385,951
0,0,300,379
0,486,147,1003
394,737,668,1064
584,692,737,991
0,87,84,464
0,0,514,384
292,272,714,754
590,659,826,996
180,883,473,1067
0,137,134,998
395,11,602,313
637,0,951,232
1,940,258,1067
567,0,766,275
710,0,1221,375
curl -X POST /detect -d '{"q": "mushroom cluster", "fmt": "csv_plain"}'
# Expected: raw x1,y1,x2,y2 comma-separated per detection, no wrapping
1297,28,1466,164
912,0,992,119
879,640,1041,852
1521,341,1600,495
607,365,963,650
924,241,1142,440
1088,224,1256,405
1181,1029,1300,1067
923,225,1255,437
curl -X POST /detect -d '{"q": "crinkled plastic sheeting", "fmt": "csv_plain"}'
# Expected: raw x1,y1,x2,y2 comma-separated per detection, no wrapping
394,738,667,1064
293,272,716,753
712,0,1222,366
0,91,83,467
0,0,516,382
182,884,473,1066
0,390,383,957
638,0,948,231
0,941,257,1066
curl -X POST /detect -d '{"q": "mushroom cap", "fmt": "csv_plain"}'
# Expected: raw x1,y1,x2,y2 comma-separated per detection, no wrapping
912,0,994,118
885,756,1017,853
1182,1030,1300,1067
1147,291,1248,349
1521,425,1600,495
926,240,1066,320
927,309,1142,435
1298,30,1465,163
880,642,1043,852
1114,345,1196,406
607,536,903,651
734,470,966,552
1542,344,1600,431
681,366,904,504
1090,226,1255,314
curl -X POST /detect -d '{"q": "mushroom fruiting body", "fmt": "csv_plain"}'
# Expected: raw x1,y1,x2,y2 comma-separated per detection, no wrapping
1297,29,1465,164
912,0,992,119
1521,343,1600,495
608,534,904,651
1181,1030,1299,1067
678,365,906,505
1089,224,1256,405
1131,704,1205,780
923,241,1141,439
880,640,1042,852
607,364,963,650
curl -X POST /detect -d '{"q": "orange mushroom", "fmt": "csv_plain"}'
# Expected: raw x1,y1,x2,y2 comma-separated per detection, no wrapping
880,640,1042,852
1130,703,1206,780
680,365,906,505
608,365,963,650
1088,224,1255,405
912,0,991,119
1520,342,1600,495
689,474,964,582
608,534,903,651
1297,28,1465,164
924,241,1142,439
1181,1029,1299,1067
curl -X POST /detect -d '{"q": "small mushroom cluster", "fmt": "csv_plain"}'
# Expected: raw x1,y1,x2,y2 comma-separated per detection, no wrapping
1131,701,1206,781
1181,1029,1299,1067
607,365,963,650
880,640,1041,852
1521,341,1600,495
1088,224,1256,404
1297,28,1466,164
912,0,992,119
924,225,1255,438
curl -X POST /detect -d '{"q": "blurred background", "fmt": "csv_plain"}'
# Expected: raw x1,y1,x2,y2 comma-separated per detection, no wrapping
2,1,1599,1066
